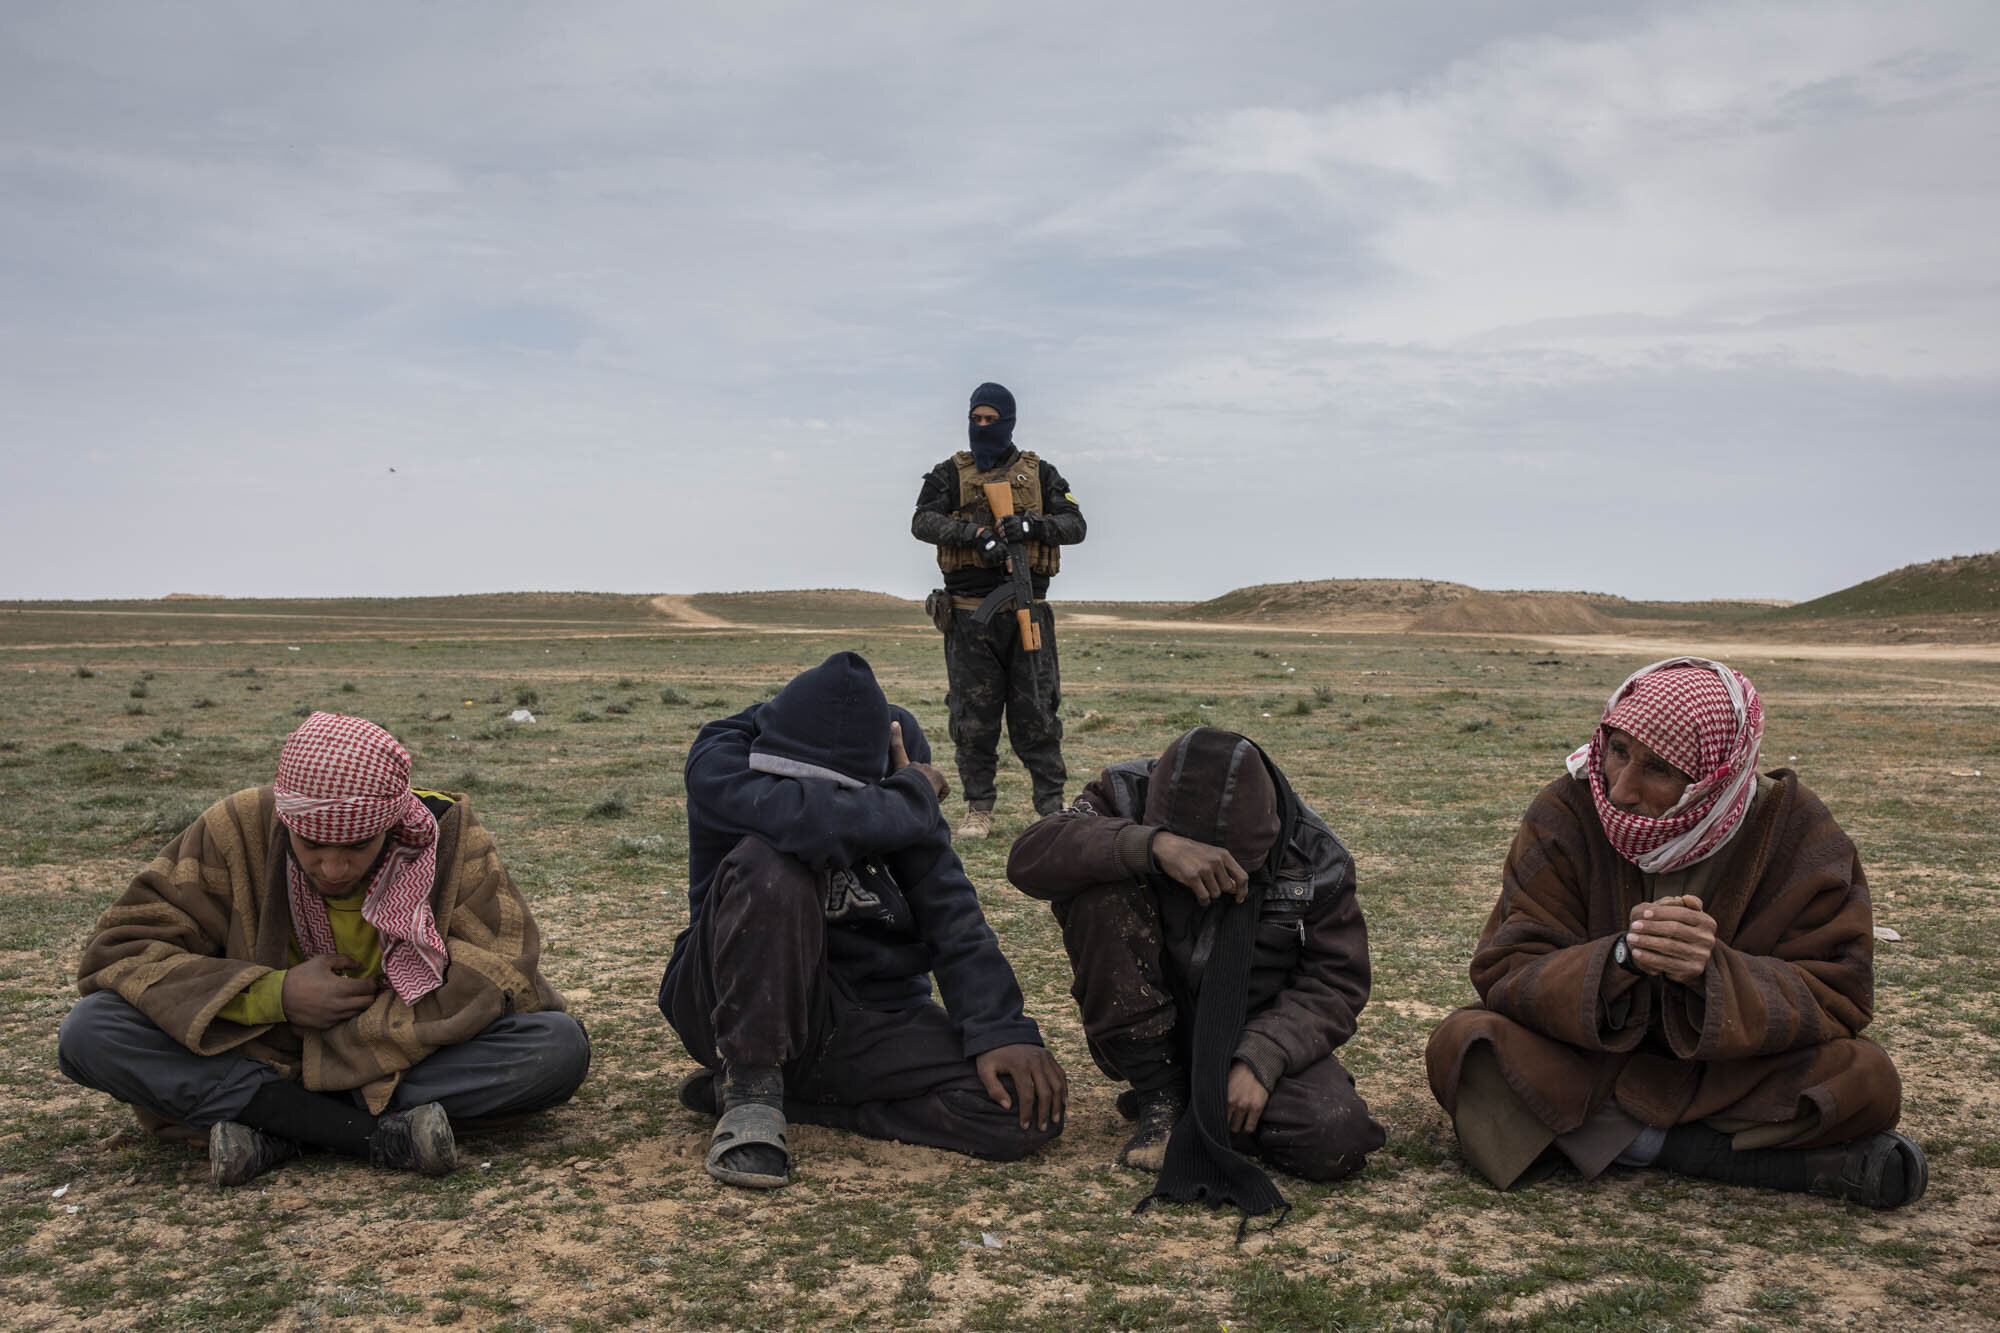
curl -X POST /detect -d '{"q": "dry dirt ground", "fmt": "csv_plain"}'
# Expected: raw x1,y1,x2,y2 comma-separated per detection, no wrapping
0,600,1996,1331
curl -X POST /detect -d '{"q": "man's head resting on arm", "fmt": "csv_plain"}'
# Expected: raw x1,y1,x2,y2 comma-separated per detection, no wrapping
748,651,948,800
1144,727,1284,907
748,652,893,788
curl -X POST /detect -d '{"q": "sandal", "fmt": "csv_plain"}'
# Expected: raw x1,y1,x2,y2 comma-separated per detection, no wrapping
706,1102,790,1190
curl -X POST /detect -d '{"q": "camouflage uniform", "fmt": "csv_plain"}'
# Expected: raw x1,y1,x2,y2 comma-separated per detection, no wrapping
944,600,1065,814
913,447,1085,817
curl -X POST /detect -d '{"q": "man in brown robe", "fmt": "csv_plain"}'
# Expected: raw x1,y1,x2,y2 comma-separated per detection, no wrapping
1425,658,1924,1208
58,712,588,1187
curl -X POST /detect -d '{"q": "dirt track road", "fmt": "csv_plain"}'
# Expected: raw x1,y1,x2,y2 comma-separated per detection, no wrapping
645,594,730,626
1523,632,2000,665
8,600,1999,665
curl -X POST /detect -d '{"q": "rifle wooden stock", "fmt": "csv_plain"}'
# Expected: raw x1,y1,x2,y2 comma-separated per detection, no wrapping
982,481,1043,650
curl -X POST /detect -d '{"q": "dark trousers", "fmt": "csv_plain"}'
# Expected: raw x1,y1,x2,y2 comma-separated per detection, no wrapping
944,603,1066,814
1052,880,1385,1182
664,834,1059,1162
58,990,590,1131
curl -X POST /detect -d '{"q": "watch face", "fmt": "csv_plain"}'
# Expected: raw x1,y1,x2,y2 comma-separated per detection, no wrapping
1615,937,1631,966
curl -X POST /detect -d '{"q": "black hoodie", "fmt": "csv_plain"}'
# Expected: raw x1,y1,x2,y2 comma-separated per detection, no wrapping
662,659,1043,1058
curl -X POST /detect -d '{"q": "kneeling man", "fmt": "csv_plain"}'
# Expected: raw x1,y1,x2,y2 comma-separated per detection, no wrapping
1009,727,1384,1221
1426,658,1924,1208
660,652,1066,1189
60,712,589,1187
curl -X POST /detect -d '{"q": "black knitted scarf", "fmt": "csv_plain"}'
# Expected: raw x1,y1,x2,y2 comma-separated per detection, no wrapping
1138,750,1301,1236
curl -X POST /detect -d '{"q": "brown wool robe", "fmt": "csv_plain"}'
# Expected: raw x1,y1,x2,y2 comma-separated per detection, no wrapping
1425,770,1900,1151
78,787,565,1116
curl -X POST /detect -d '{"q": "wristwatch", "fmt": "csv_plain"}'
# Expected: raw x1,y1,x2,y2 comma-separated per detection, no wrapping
1613,933,1645,976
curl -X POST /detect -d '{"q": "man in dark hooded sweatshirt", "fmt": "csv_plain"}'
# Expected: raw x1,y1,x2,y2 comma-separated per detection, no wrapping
660,652,1068,1189
911,382,1086,840
1008,727,1384,1217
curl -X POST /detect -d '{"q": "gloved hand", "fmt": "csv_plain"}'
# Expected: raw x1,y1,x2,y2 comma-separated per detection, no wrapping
998,512,1041,544
975,531,1008,566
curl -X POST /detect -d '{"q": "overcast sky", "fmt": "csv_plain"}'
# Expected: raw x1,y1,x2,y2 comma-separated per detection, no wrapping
3,0,1995,604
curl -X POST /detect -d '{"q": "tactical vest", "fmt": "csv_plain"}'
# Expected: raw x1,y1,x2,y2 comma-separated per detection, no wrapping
935,450,1061,577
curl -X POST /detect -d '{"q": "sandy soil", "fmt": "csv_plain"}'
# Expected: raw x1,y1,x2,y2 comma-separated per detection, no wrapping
4,611,1996,1330
1516,632,2000,664
1408,593,1617,635
646,594,731,626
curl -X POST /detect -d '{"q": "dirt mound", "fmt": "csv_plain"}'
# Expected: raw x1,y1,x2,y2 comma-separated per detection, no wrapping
1178,578,1478,622
688,589,926,629
1409,592,1617,634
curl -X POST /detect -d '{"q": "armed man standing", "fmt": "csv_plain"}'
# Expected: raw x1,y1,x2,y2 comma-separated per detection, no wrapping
913,382,1086,840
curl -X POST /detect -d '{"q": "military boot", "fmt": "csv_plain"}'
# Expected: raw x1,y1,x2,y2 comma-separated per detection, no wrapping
956,808,995,840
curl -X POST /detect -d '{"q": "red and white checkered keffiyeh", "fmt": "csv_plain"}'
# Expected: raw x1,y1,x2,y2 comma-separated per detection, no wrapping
273,712,446,1003
1565,658,1765,874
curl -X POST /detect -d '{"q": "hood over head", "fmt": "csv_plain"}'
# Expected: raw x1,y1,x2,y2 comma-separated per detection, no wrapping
749,652,892,788
1144,727,1284,873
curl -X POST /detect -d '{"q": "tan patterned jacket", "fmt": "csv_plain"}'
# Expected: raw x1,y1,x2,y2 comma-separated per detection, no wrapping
78,787,564,1113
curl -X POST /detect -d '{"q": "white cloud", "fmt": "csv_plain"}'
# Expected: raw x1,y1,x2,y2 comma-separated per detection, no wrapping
0,1,1994,604
1168,1,2000,378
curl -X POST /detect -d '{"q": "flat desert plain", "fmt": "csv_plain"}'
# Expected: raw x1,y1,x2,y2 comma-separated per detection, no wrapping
0,594,1995,1331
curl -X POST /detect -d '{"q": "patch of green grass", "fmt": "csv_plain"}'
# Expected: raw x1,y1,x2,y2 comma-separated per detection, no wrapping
1751,1283,1816,1312
143,799,209,840
586,792,632,819
0,887,114,952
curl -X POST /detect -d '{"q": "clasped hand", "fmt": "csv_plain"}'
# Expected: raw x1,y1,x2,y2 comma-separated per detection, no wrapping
1625,893,1718,985
281,953,380,1029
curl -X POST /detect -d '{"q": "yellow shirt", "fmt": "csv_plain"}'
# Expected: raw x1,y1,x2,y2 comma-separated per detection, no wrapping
215,886,384,1025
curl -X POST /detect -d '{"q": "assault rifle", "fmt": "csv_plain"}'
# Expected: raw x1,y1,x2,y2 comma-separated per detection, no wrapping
976,480,1049,716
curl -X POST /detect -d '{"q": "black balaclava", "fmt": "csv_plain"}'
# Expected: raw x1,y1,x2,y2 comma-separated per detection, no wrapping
967,382,1016,471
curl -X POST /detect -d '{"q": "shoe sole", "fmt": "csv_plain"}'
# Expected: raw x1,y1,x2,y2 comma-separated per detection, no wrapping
209,1122,252,1189
403,1103,458,1177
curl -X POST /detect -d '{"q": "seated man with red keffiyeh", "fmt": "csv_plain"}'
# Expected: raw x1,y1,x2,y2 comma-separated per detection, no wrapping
1425,658,1926,1208
58,712,589,1187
